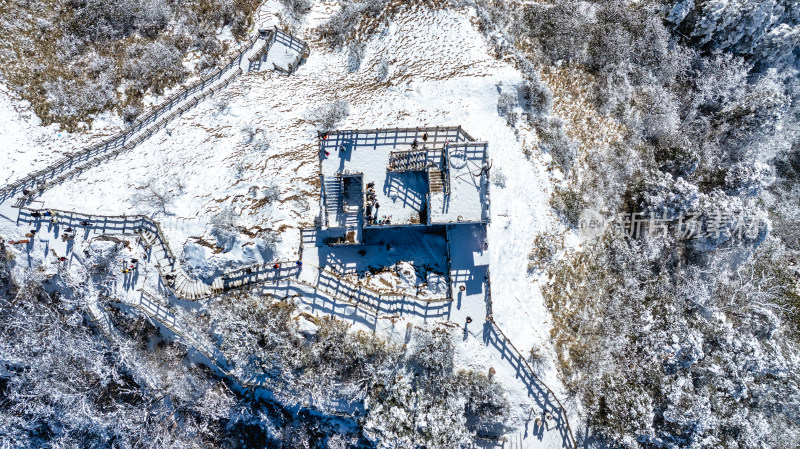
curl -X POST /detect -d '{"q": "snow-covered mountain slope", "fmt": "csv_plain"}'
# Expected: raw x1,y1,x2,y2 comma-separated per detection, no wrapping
37,3,563,335
0,83,114,186
1,2,579,447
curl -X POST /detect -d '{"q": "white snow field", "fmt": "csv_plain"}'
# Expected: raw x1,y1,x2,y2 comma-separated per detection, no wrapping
0,2,577,448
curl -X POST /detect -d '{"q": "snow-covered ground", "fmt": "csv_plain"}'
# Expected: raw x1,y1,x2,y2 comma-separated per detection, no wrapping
0,83,121,186
0,2,575,447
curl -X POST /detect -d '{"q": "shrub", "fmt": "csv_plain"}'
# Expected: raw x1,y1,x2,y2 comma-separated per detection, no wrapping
43,72,116,125
527,344,546,373
551,186,585,227
119,103,142,123
376,57,390,81
410,326,454,374
67,0,138,43
211,93,232,116
122,41,184,96
0,0,260,129
280,0,312,21
309,99,350,131
132,178,177,216
455,370,510,433
531,116,576,174
491,168,507,188
210,205,239,250
347,41,365,72
496,91,517,126
242,122,270,148
319,0,387,48
528,232,563,273
522,2,589,64
520,77,553,117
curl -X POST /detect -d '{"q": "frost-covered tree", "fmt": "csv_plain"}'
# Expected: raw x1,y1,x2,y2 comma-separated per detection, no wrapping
496,91,517,126
122,40,185,96
522,2,591,65
520,77,553,117
665,0,800,69
0,248,230,447
532,116,576,174
543,231,800,448
347,41,366,72
376,57,390,82
455,370,510,433
206,296,510,447
210,205,240,251
319,0,388,48
132,177,177,216
477,1,800,447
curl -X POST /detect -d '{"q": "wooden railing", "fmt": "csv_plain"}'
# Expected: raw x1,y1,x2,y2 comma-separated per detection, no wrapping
481,270,578,449
320,126,474,150
14,206,325,302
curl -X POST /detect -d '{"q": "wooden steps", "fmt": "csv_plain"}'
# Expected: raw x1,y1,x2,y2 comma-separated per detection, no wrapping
429,170,444,193
388,149,430,172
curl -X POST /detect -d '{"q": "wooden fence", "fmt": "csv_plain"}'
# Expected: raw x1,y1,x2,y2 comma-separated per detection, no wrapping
482,271,578,448
320,126,475,154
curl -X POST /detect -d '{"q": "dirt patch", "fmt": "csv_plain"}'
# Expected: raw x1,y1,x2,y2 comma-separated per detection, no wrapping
191,236,224,254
